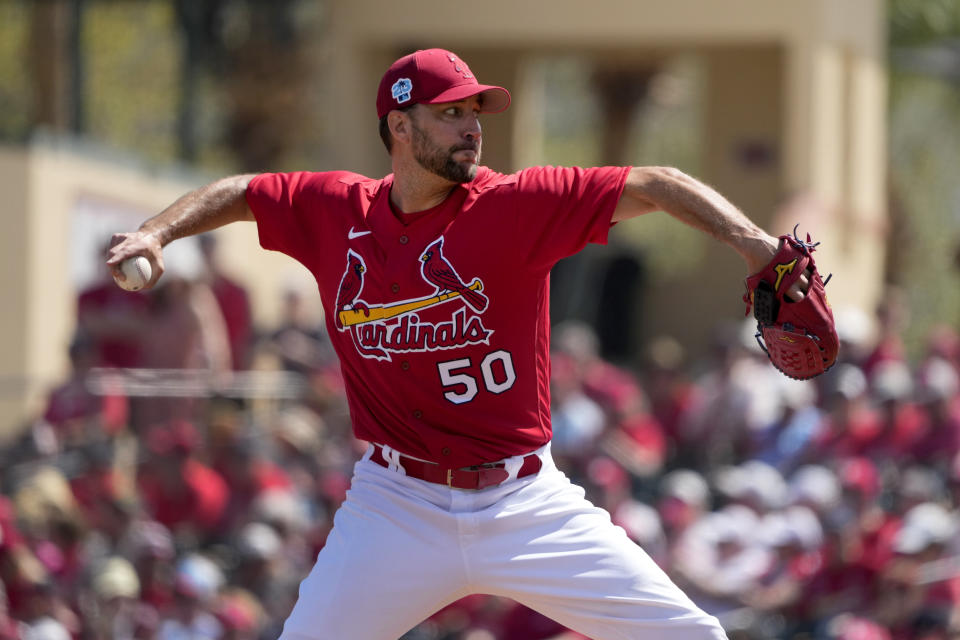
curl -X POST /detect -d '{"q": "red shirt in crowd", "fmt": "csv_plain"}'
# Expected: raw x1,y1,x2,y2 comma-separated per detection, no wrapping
138,458,229,534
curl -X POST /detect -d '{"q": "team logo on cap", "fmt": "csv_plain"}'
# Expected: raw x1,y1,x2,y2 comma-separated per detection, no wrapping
391,78,413,105
447,54,473,79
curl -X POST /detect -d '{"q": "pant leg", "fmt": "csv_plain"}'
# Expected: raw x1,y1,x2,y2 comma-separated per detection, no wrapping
471,463,728,640
279,459,470,640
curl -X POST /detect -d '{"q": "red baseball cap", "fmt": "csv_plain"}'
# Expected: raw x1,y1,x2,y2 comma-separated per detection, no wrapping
376,48,511,119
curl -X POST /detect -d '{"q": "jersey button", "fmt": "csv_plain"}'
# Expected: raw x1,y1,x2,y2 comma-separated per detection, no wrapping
413,409,423,419
391,283,400,293
400,360,410,371
399,235,409,245
441,447,451,456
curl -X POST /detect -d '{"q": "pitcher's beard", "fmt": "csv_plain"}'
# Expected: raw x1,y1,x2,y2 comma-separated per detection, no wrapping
412,124,480,184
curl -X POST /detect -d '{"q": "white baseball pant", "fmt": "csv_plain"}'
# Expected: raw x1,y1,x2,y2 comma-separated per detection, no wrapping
279,443,727,640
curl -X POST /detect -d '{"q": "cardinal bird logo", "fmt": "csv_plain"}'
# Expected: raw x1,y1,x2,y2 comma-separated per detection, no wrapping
332,241,492,361
334,250,370,329
420,237,488,313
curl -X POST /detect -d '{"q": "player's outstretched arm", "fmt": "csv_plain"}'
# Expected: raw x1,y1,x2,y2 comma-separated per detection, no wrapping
106,174,257,289
613,166,774,270
612,166,808,299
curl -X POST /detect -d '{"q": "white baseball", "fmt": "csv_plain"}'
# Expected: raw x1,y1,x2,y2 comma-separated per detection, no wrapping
115,256,152,291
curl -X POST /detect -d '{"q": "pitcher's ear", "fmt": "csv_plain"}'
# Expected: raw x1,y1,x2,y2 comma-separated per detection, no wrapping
389,110,411,143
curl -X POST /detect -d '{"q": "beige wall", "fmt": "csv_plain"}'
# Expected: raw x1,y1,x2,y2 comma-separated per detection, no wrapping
0,149,31,432
330,0,877,49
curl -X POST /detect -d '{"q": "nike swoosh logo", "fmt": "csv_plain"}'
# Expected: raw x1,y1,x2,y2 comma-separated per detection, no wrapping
348,227,372,240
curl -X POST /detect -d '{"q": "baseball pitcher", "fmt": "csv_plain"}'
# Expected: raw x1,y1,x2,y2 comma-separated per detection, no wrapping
109,48,832,640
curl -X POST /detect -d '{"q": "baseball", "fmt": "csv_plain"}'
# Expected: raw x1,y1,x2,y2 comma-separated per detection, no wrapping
115,256,152,291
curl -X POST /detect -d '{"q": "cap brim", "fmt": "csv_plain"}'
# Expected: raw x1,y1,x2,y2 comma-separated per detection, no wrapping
424,85,511,113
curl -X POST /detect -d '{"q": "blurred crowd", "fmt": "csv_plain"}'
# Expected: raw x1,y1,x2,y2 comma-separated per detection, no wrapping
1,234,959,640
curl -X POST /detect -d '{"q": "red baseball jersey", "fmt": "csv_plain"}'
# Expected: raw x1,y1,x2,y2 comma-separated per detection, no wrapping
247,165,631,467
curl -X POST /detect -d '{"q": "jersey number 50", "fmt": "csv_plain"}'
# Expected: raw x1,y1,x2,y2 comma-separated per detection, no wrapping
437,350,516,404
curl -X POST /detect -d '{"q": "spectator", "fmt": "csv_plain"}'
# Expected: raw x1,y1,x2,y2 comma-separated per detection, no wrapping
136,251,232,426
120,520,176,613
911,357,960,471
745,506,825,628
873,503,959,636
821,614,892,640
862,291,910,381
672,505,770,616
0,582,21,640
805,364,881,463
248,489,314,574
76,245,151,370
136,422,229,545
206,410,292,532
832,306,877,369
713,460,788,516
614,501,668,568
924,326,960,378
0,490,48,625
549,352,606,464
268,407,325,496
749,378,822,474
788,465,842,516
861,361,926,468
14,580,77,640
641,335,700,464
600,399,667,480
950,452,960,509
681,322,781,471
140,241,231,373
11,468,88,608
804,517,880,624
657,469,711,560
831,457,901,581
213,588,265,640
199,234,255,371
228,522,299,630
85,556,150,640
158,554,224,640
68,440,129,533
258,288,334,376
37,333,129,452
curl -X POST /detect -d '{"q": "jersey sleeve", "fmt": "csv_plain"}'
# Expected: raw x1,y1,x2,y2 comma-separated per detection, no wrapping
246,171,349,266
511,165,631,269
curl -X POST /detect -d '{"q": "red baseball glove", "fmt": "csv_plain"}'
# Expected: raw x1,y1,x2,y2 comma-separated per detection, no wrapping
743,227,839,380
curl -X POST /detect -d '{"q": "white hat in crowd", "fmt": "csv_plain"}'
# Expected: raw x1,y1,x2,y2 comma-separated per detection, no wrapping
917,357,959,403
789,465,841,512
715,461,787,511
828,364,868,400
92,556,140,600
660,469,710,508
174,553,225,601
236,522,283,561
892,502,957,555
870,361,914,403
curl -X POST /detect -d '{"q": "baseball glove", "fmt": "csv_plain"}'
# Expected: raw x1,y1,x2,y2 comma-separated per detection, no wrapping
743,227,839,380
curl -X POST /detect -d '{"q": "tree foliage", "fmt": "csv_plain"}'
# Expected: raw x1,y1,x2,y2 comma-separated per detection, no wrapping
887,0,960,356
0,0,324,173
889,0,960,45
